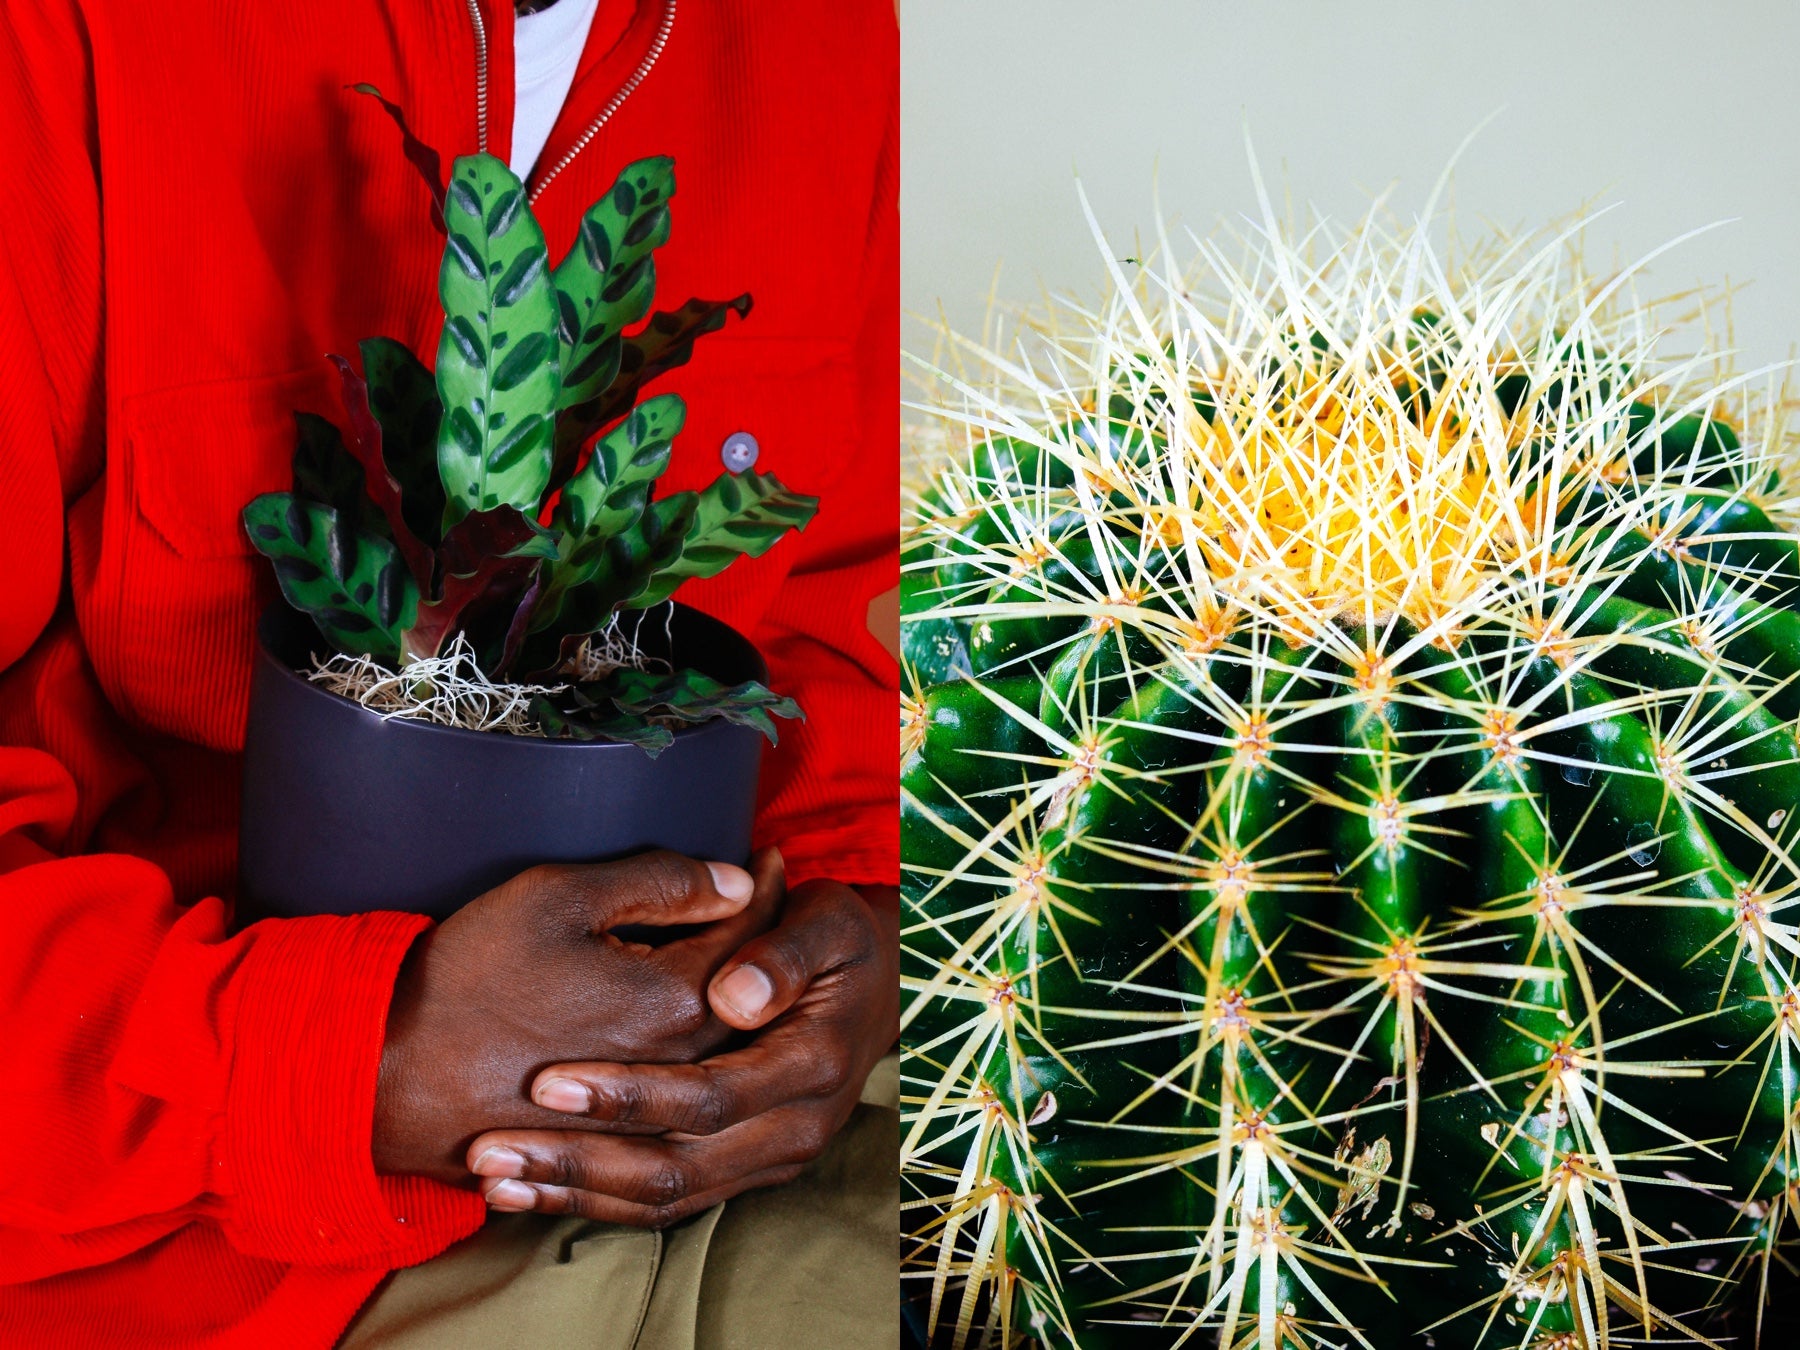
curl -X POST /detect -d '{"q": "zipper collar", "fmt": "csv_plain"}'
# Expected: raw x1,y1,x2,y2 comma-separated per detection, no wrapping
460,0,676,204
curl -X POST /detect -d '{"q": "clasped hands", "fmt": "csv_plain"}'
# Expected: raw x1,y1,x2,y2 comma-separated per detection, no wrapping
372,848,898,1227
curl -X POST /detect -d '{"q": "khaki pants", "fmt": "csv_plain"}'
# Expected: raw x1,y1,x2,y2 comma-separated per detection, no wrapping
340,1056,899,1350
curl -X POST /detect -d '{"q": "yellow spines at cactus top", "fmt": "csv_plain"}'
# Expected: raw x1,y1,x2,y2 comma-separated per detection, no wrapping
901,183,1800,1349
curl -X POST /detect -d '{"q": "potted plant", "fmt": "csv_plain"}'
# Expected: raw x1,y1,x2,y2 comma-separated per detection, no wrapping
902,188,1800,1346
238,113,814,922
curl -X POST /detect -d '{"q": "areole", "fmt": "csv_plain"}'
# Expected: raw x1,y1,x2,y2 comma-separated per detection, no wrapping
460,0,678,202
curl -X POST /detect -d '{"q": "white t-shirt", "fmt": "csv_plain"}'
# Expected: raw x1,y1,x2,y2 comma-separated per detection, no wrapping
510,0,602,179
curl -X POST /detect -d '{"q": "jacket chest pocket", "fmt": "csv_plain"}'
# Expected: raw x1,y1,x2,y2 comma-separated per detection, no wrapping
99,368,334,750
643,337,857,629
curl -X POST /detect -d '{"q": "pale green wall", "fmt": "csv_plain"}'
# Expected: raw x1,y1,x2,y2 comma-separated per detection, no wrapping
902,0,1800,373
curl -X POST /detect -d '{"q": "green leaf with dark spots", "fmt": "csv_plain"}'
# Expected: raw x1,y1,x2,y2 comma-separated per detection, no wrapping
494,249,547,306
588,491,695,608
492,331,555,391
624,468,818,608
242,492,418,662
486,413,553,475
531,394,686,634
531,692,674,755
514,492,695,673
445,231,483,282
436,153,561,525
556,295,752,478
603,666,802,745
548,156,674,486
485,184,524,238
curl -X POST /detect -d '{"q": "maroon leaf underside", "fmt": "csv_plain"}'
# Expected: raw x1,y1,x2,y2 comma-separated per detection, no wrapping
328,354,436,588
497,578,542,678
348,83,446,233
435,504,553,579
404,555,541,664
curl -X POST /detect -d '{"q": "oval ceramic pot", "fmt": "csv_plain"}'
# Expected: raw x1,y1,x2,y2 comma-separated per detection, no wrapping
238,603,766,921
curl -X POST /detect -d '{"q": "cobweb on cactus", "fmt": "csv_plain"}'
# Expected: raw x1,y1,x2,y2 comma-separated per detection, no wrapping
901,160,1800,1350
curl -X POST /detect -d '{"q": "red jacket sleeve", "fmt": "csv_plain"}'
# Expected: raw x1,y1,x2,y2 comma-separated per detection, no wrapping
0,0,482,1283
748,67,899,890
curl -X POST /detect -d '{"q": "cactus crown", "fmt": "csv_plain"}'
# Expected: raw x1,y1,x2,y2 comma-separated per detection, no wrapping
902,180,1800,1348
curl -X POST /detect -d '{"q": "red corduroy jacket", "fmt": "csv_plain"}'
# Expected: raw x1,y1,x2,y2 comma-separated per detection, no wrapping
0,2,896,1345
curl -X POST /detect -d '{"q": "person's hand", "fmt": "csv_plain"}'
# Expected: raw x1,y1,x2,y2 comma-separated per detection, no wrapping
372,850,782,1186
463,860,899,1227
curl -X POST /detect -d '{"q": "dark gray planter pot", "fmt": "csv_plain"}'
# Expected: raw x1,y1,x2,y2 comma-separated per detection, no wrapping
238,603,766,922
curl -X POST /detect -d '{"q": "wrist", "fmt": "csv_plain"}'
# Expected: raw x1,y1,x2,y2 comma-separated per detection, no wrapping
371,927,436,1178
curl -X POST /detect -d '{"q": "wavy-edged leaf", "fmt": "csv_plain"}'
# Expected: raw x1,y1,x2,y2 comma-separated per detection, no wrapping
586,490,697,611
557,394,685,540
531,692,675,755
349,83,445,232
558,294,751,465
624,469,818,608
243,492,418,663
435,153,561,524
359,337,446,545
533,394,685,631
328,353,435,586
603,666,801,745
550,157,674,487
514,492,696,673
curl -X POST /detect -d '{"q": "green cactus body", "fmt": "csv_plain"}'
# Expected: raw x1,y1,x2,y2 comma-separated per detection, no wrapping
901,205,1800,1347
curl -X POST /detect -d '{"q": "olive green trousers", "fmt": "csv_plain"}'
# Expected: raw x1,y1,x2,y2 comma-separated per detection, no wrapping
340,1055,898,1350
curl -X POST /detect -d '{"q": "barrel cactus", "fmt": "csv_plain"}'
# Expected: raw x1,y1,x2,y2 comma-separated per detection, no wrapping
901,192,1800,1347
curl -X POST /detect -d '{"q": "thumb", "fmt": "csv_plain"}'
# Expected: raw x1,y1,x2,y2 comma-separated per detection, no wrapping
706,878,869,1030
538,850,754,932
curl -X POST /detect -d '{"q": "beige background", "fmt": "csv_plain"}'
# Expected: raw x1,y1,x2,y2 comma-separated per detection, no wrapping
901,0,1800,380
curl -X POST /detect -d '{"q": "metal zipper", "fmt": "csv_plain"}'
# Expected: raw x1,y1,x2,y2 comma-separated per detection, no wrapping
530,0,676,202
464,0,491,155
460,0,677,202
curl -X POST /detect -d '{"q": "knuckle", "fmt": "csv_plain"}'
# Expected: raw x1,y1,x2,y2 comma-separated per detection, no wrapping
523,861,576,895
663,989,711,1039
682,1081,732,1136
592,1074,648,1127
830,897,879,956
523,863,591,925
646,1201,691,1230
639,850,705,904
639,1160,692,1208
792,1118,832,1160
563,1187,606,1221
544,1148,590,1191
813,1051,854,1098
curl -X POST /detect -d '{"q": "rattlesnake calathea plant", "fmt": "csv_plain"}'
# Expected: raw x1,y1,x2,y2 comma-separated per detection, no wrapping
901,184,1800,1348
244,123,816,754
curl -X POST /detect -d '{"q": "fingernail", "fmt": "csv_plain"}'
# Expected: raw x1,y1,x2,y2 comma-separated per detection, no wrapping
717,964,774,1021
535,1077,591,1114
706,861,754,903
472,1146,526,1178
485,1179,535,1211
